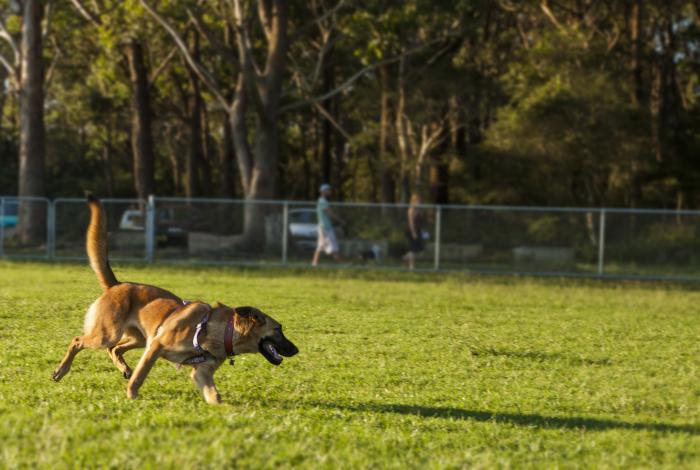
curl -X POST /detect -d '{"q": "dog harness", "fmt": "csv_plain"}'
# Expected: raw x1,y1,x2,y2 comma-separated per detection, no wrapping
192,311,209,354
179,304,237,367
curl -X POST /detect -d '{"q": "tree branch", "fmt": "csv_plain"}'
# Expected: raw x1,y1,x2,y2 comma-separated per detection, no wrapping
140,0,231,111
540,0,565,31
279,37,446,114
314,101,351,140
69,0,102,26
42,0,53,40
186,7,238,65
288,54,351,140
148,45,178,85
289,0,346,44
0,21,19,65
233,0,262,79
44,38,61,90
0,53,16,85
232,0,266,114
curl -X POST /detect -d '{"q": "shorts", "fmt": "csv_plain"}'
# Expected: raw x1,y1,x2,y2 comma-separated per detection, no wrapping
406,230,425,253
317,226,339,254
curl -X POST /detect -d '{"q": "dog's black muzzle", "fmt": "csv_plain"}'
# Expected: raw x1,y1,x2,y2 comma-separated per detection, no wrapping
259,330,299,366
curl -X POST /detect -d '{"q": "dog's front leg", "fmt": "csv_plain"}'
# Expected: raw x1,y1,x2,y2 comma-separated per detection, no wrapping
126,340,163,400
190,361,223,405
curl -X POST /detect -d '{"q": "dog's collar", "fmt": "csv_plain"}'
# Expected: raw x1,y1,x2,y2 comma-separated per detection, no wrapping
224,308,236,358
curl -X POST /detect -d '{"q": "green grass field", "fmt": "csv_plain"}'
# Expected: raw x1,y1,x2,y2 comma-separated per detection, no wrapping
0,261,698,468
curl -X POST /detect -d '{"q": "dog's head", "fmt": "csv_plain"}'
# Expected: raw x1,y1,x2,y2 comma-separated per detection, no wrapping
220,304,299,365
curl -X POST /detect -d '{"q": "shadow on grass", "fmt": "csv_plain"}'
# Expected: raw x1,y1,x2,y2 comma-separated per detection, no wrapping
301,401,699,435
470,347,612,366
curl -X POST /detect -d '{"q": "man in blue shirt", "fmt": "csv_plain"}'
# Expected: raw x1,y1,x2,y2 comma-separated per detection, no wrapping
312,183,343,266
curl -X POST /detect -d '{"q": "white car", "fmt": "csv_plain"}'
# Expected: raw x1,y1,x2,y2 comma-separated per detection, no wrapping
119,210,145,231
119,208,188,247
289,208,318,238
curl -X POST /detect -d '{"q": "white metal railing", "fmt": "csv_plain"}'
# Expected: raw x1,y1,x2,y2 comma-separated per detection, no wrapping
2,195,700,282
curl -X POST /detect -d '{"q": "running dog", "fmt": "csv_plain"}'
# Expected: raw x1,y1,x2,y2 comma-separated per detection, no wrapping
52,195,298,404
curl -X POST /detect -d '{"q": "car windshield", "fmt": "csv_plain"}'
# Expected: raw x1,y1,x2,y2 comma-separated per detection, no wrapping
128,214,144,225
290,211,316,224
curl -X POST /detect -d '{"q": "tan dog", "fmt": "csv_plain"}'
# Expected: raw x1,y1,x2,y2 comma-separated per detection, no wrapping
52,195,298,404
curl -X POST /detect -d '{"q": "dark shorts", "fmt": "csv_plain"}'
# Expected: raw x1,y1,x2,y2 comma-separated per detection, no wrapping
406,231,424,253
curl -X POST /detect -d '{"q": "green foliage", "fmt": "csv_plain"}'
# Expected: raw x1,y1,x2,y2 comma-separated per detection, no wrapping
3,0,700,209
607,218,700,267
486,28,653,206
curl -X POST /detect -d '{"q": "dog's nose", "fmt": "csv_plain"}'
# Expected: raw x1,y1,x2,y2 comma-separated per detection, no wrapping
283,342,299,357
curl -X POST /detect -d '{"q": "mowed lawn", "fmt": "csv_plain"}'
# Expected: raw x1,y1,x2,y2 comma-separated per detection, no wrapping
0,262,698,469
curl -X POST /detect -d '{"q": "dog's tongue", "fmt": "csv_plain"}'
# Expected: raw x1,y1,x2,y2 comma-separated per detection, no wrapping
263,341,282,361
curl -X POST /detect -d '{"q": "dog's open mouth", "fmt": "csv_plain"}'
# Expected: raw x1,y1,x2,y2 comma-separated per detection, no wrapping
260,340,283,365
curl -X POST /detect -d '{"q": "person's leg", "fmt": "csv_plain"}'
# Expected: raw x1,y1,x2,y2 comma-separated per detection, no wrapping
408,252,415,270
312,228,325,266
312,249,322,266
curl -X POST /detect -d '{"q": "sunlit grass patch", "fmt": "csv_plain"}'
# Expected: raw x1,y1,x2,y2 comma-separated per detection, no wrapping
0,261,698,468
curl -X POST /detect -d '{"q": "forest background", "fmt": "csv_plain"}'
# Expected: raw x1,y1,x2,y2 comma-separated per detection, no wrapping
2,0,699,214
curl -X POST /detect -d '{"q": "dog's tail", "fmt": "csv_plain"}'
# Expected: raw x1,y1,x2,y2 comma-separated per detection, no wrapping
86,193,119,291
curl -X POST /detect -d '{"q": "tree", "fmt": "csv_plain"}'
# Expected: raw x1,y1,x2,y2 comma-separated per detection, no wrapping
140,0,295,248
69,0,174,201
1,0,48,244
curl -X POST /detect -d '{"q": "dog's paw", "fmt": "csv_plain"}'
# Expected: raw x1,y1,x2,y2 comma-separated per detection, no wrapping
122,369,132,380
52,368,65,382
126,388,138,400
204,393,222,405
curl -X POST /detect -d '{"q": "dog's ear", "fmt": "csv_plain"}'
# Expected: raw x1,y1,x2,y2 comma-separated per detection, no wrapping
233,306,266,335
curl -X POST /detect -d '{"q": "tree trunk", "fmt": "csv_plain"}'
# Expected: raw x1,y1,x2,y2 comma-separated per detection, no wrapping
185,33,202,198
629,0,646,107
102,122,115,197
230,76,252,196
321,50,333,186
429,162,449,204
18,0,46,245
185,81,203,198
628,0,645,211
229,0,288,251
200,105,213,196
126,40,156,200
240,117,279,246
395,56,410,202
220,114,235,198
379,65,395,203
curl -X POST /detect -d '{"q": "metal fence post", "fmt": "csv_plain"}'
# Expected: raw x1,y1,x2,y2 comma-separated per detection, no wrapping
281,201,289,264
434,206,442,270
597,209,606,276
145,195,156,263
0,198,4,258
47,200,56,260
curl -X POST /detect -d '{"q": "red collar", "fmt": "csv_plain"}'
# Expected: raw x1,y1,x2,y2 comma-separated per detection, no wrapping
224,309,235,357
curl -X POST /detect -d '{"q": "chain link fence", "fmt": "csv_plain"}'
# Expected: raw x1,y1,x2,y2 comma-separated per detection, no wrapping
2,195,700,281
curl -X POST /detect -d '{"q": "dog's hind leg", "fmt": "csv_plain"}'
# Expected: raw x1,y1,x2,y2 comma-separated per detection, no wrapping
108,333,145,380
126,340,163,399
190,361,224,405
52,333,108,382
53,301,125,382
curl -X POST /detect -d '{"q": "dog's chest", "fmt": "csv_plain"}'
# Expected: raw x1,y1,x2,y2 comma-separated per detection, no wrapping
161,348,213,366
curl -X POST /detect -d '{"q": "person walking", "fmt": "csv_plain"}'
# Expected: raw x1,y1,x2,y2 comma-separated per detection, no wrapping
311,183,343,266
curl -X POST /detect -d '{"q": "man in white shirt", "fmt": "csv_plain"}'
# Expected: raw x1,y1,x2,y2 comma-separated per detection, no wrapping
311,183,343,266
